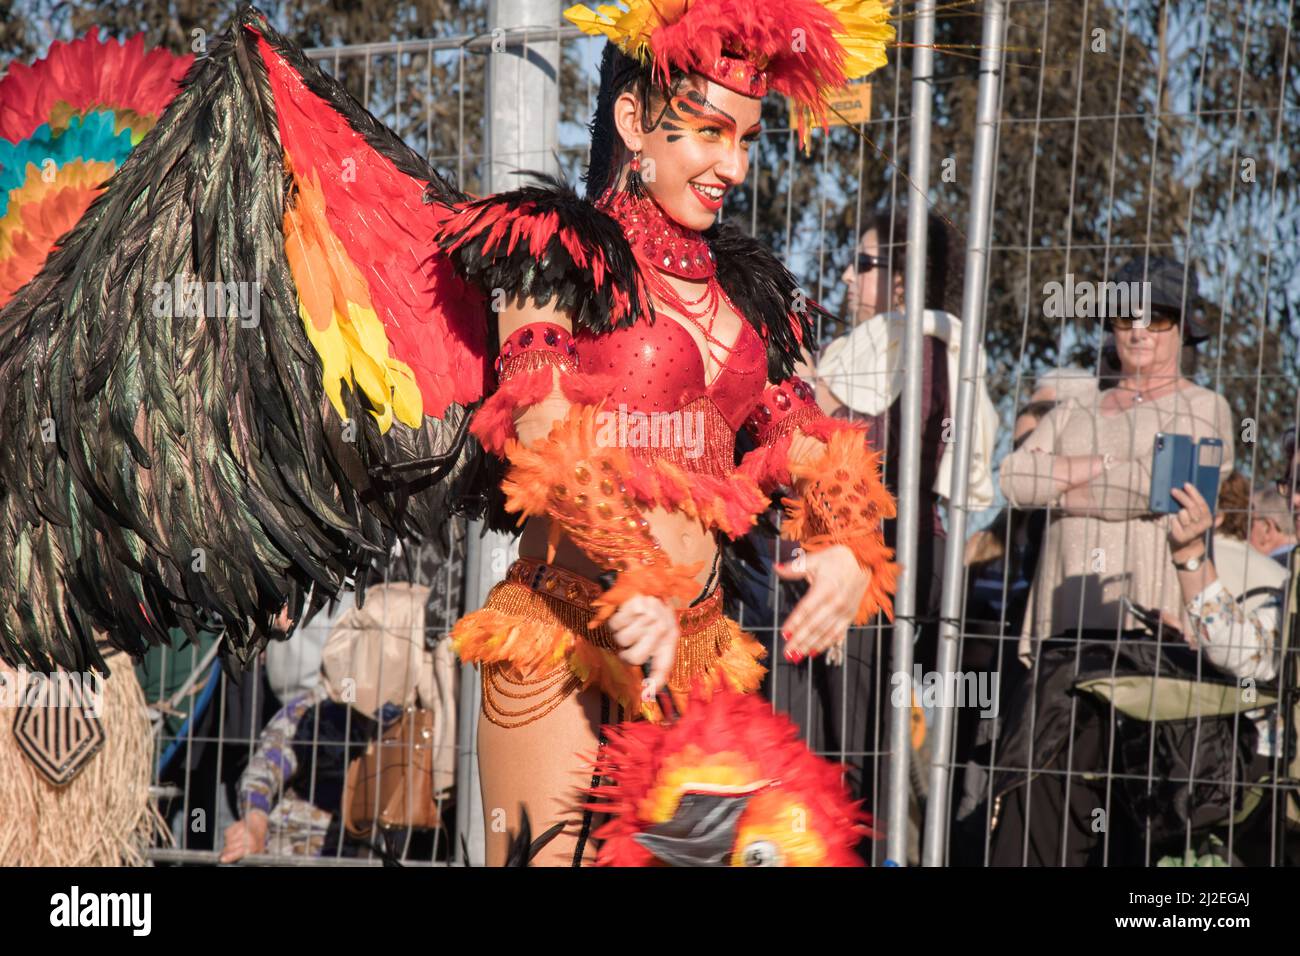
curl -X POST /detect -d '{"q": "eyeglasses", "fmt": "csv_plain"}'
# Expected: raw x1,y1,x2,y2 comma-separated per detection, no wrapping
1110,309,1181,333
855,252,889,274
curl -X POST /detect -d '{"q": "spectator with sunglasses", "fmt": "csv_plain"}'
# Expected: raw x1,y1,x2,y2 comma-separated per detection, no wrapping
814,210,999,637
985,257,1245,865
993,257,1227,671
757,208,997,851
1000,255,1233,666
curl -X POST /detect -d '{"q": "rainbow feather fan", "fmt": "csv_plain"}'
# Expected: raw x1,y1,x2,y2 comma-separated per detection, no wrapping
0,30,193,307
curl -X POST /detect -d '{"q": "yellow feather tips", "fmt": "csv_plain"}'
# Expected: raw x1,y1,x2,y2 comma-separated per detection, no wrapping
562,0,685,61
824,0,895,80
47,100,157,144
282,166,422,433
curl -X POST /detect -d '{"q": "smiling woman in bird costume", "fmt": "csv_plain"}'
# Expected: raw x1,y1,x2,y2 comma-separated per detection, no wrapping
0,1,896,866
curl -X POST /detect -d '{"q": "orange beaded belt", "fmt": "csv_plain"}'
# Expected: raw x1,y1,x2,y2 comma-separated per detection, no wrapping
471,557,735,727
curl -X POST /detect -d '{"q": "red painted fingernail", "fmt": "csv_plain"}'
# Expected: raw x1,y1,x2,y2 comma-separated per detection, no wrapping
782,629,792,641
786,648,804,664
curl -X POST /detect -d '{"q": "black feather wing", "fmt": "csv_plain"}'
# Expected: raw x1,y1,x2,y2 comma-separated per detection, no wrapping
0,6,481,672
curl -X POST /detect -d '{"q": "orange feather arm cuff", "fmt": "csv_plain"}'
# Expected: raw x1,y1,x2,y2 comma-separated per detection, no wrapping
739,377,900,624
782,425,900,623
499,404,704,627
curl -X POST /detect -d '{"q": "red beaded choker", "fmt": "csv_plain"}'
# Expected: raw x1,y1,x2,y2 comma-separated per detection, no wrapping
596,187,715,280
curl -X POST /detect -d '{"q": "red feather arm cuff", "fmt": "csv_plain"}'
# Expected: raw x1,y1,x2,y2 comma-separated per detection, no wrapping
737,376,824,493
469,321,617,457
499,404,704,627
739,377,900,624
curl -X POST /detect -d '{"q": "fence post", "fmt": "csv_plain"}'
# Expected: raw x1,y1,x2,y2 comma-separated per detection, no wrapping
921,0,1007,867
886,0,938,866
455,0,562,867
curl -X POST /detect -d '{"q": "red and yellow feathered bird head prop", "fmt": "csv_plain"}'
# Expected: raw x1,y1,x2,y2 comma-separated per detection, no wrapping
563,0,894,147
589,687,873,866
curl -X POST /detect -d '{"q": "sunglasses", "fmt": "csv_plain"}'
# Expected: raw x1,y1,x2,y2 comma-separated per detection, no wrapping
855,252,890,274
1278,461,1300,497
1110,308,1181,333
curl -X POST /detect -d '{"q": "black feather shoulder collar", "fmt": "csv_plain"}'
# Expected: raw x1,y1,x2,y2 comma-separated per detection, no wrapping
430,176,824,382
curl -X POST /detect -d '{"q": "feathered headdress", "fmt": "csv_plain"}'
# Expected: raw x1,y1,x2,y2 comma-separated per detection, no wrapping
564,0,894,146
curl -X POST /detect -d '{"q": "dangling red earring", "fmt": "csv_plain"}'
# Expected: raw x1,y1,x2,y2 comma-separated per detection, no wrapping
624,149,646,199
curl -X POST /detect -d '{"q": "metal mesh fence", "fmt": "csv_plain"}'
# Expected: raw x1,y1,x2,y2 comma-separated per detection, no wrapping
138,1,1300,866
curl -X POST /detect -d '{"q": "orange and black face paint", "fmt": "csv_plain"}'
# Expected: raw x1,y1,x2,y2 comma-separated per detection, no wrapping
659,89,762,147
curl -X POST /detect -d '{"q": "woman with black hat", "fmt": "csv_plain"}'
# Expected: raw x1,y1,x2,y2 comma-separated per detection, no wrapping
989,255,1234,865
1000,255,1230,664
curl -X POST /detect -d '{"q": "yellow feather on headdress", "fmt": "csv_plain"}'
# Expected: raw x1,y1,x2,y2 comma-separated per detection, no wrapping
826,0,895,80
562,0,685,64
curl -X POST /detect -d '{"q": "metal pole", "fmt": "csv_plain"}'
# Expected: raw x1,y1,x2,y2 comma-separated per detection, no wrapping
454,0,560,867
921,0,1007,867
886,0,936,866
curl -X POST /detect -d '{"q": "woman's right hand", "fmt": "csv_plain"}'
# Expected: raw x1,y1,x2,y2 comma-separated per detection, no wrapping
1168,482,1214,559
219,810,269,863
608,594,680,700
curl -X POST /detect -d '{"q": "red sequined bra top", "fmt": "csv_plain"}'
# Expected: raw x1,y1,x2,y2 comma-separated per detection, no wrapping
572,191,771,477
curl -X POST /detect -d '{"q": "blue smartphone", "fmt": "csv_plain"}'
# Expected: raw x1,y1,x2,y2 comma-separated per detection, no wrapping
1149,433,1223,514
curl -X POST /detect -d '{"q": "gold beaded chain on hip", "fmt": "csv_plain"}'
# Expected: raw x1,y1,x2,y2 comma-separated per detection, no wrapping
478,557,732,728
482,662,583,729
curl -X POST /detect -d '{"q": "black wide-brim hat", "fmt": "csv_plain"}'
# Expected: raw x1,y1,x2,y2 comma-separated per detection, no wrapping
1114,256,1213,344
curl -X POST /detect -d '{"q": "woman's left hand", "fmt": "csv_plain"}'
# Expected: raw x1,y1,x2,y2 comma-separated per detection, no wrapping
775,544,870,661
1168,482,1214,558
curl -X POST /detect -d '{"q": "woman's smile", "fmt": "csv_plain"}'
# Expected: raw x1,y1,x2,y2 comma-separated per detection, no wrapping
688,180,727,210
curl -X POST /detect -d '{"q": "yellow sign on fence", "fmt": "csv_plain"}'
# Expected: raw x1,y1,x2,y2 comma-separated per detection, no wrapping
788,79,873,130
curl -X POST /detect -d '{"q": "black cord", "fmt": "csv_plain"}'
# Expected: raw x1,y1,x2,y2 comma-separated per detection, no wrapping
595,545,721,606
688,548,722,607
572,693,611,867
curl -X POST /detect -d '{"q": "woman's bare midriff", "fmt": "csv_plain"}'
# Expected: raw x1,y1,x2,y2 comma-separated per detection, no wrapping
517,504,719,604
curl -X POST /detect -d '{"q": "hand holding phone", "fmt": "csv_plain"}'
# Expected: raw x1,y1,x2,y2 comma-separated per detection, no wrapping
1149,433,1223,515
1167,482,1216,554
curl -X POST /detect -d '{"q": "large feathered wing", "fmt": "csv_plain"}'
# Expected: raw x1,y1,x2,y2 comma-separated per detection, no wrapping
0,6,490,672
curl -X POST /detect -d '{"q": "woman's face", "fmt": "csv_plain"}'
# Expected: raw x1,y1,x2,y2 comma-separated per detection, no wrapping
614,77,762,231
839,228,901,324
1112,319,1183,377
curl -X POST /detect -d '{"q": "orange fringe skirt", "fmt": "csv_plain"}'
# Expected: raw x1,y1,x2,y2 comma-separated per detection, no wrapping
452,557,767,725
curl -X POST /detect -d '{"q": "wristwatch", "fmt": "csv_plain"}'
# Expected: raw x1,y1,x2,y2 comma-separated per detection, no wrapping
1173,553,1204,572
